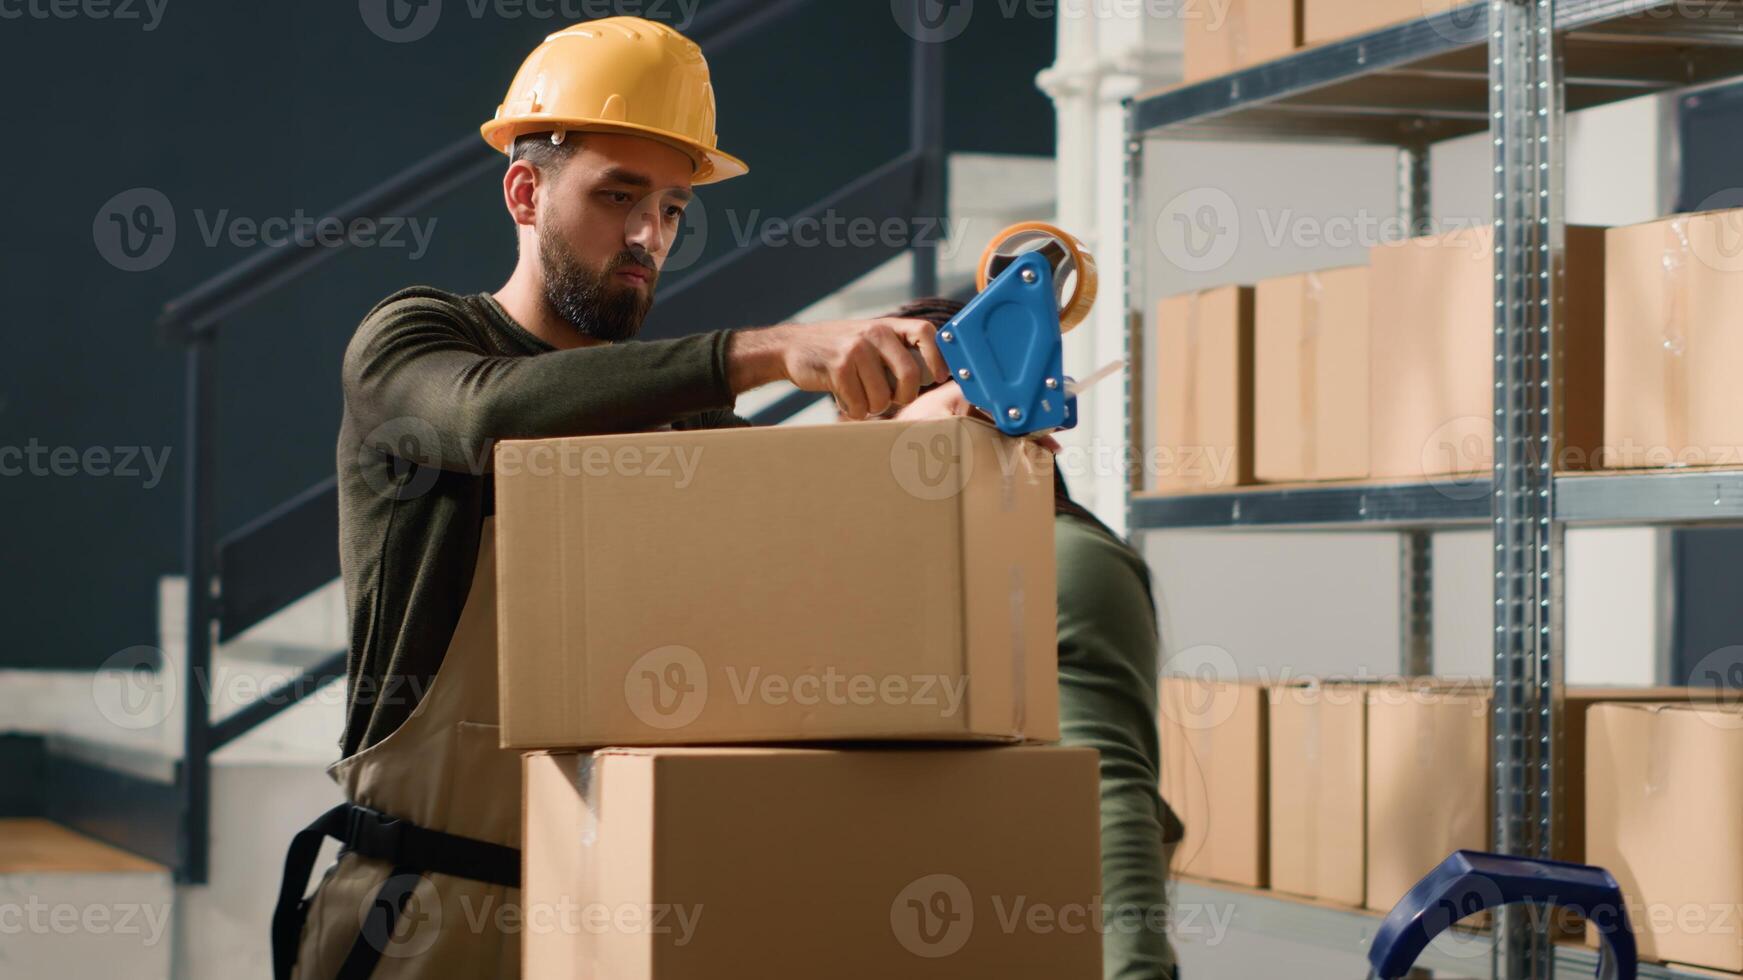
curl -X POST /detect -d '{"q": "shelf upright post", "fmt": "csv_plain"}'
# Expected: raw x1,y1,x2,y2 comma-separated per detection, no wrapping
1123,102,1146,536
1397,141,1435,678
1489,0,1566,977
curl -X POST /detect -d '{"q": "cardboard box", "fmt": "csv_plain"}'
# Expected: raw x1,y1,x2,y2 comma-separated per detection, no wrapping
494,417,1059,749
1254,266,1371,482
1159,676,1279,887
1586,701,1743,971
1367,225,1606,481
524,746,1103,979
1184,0,1302,82
1362,684,1697,915
1268,683,1367,906
1303,0,1476,45
1364,681,1491,913
1604,209,1743,469
1155,286,1255,492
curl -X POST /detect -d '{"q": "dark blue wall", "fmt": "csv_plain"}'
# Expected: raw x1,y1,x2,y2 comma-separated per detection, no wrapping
0,0,1055,669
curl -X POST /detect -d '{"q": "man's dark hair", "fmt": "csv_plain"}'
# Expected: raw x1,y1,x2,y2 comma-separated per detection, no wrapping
510,131,584,173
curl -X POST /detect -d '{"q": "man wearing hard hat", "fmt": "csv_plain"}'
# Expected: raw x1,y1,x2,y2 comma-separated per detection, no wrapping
271,17,947,979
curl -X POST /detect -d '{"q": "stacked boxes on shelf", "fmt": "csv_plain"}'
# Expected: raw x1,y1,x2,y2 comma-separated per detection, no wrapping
1252,266,1370,483
1586,700,1743,973
1604,209,1743,470
1161,674,1710,928
495,417,1103,978
1154,286,1255,492
1302,0,1481,45
1181,0,1303,83
1152,223,1613,493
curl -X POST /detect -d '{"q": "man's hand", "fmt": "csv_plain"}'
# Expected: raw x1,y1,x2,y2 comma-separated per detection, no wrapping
727,319,949,419
894,380,1063,453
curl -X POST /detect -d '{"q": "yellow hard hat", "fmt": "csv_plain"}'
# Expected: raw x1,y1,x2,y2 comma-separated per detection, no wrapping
481,17,748,185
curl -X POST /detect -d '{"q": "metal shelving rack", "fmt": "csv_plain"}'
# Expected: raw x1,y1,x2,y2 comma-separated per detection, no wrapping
1121,2,1743,977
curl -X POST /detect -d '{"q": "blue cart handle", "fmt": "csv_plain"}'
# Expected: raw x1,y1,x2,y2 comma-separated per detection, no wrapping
1368,850,1637,980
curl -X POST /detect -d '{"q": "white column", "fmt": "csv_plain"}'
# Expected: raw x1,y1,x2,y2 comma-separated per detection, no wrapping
1037,2,1181,534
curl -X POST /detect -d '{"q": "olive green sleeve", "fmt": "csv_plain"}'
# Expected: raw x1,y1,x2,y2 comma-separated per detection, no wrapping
1055,514,1177,980
342,295,739,472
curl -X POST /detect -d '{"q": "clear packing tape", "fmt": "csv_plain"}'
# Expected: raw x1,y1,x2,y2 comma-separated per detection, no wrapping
1661,218,1691,462
1300,684,1323,891
1227,0,1250,69
1180,291,1203,459
1299,272,1324,479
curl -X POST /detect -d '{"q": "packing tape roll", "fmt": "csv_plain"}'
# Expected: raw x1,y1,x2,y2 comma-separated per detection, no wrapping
975,221,1100,333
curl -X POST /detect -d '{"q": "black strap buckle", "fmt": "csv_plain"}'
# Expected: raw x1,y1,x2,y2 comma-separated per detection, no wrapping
345,805,406,865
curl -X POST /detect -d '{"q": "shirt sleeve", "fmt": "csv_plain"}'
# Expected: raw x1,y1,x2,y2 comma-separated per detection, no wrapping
343,295,740,472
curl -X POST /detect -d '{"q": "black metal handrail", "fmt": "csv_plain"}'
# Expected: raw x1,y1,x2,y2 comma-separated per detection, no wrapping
155,0,805,346
161,2,949,884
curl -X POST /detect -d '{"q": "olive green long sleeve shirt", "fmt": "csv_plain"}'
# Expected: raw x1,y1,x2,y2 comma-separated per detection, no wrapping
1056,512,1183,980
336,286,745,756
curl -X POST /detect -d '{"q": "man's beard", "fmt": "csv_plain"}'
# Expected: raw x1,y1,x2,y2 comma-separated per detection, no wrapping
538,233,657,343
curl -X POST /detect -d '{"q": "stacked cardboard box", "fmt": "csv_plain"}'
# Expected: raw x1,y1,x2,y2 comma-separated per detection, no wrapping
1153,675,1702,920
1367,224,1607,481
1587,700,1743,972
1267,682,1368,905
1303,0,1479,45
1254,266,1371,483
495,417,1103,977
1182,0,1303,83
1604,208,1743,470
1159,675,1302,887
1359,683,1708,914
1155,286,1255,492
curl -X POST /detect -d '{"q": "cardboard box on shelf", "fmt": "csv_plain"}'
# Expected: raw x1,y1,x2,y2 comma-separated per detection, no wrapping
1364,680,1491,913
1254,266,1371,483
523,745,1103,980
1363,683,1702,916
1604,209,1743,469
1183,0,1303,83
1586,700,1743,972
1155,286,1255,492
494,417,1059,749
1160,675,1290,887
1302,0,1477,45
1367,224,1606,481
1267,682,1368,906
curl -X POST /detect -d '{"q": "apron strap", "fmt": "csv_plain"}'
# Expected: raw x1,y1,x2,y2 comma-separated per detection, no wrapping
272,803,521,980
336,867,420,980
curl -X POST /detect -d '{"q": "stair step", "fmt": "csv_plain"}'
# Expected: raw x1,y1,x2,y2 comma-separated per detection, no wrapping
0,818,164,874
0,819,174,980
